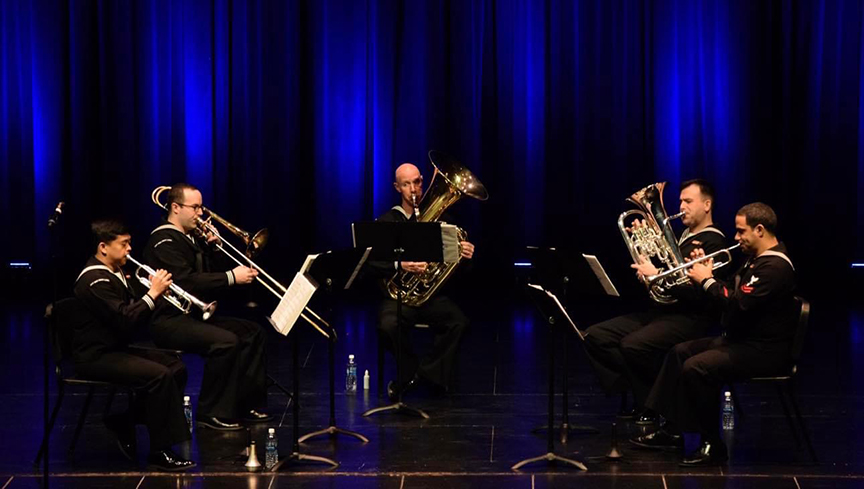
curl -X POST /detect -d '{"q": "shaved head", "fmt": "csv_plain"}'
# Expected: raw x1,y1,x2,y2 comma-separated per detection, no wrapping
395,163,420,183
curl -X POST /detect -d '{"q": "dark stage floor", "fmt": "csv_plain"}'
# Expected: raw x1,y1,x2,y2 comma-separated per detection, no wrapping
3,289,863,488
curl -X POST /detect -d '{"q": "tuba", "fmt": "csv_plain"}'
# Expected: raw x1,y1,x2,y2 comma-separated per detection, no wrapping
385,151,488,306
618,182,686,304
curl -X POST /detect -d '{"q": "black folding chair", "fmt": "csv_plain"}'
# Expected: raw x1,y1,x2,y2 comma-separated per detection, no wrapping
34,297,182,465
732,296,817,464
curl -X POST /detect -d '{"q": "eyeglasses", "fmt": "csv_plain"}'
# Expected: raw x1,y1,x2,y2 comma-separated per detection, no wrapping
177,203,204,212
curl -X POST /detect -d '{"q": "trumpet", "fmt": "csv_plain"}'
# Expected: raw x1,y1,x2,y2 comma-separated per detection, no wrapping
645,244,740,291
150,186,331,338
125,254,218,320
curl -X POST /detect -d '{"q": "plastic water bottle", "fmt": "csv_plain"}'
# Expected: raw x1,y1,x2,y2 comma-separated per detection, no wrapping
363,369,370,390
346,354,357,393
722,391,735,430
183,395,193,433
265,428,278,470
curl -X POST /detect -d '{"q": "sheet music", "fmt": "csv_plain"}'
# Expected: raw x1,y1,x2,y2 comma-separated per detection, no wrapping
267,272,318,336
527,283,586,341
582,254,620,297
300,253,319,275
440,224,460,263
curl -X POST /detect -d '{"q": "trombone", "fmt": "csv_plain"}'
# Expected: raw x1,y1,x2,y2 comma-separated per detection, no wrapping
645,244,740,292
151,186,331,338
125,254,218,320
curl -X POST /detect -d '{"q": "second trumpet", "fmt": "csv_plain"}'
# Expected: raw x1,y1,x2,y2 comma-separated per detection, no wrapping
125,254,218,321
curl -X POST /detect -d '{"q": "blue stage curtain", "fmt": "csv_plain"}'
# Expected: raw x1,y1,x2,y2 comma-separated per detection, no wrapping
2,0,863,300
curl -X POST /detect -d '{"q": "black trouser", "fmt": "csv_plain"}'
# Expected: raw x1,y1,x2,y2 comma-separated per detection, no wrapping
645,336,790,440
583,310,715,406
151,314,267,419
76,349,189,450
378,295,468,388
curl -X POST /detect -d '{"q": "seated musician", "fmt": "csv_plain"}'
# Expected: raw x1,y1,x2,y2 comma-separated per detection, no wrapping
634,203,798,466
144,183,270,431
74,219,195,471
365,163,475,399
584,180,729,424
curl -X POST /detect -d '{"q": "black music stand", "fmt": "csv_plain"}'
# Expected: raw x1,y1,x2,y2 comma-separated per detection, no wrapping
267,260,340,471
527,247,600,443
298,249,371,445
352,221,453,419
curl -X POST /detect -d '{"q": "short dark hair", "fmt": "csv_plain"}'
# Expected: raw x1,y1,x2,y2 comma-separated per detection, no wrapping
680,178,716,206
165,183,198,216
737,202,778,235
91,219,130,252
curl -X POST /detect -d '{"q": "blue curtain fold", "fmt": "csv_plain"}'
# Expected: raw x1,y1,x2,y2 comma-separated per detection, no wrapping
2,0,863,300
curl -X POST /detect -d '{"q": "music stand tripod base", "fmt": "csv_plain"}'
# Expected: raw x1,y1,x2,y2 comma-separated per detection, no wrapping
362,401,429,419
269,452,339,472
299,426,369,444
511,452,587,471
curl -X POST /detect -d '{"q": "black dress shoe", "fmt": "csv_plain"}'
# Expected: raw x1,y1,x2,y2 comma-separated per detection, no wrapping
635,412,657,426
104,416,137,461
243,409,273,423
147,449,197,472
196,415,243,431
679,440,728,466
630,428,684,450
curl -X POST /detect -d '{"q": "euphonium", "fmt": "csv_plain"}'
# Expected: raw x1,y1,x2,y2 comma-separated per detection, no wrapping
618,182,735,303
617,182,686,304
385,151,489,306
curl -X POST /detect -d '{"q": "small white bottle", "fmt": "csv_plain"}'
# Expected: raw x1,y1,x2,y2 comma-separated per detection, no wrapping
722,391,735,430
183,395,193,433
345,354,357,393
363,369,370,390
265,428,278,470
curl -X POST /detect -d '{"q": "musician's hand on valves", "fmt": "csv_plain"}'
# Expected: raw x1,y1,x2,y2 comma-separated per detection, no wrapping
631,254,658,281
148,270,173,298
686,248,713,283
401,261,428,273
460,241,475,259
232,265,259,284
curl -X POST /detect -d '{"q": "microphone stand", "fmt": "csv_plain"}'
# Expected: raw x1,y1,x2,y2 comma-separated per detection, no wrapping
44,202,64,487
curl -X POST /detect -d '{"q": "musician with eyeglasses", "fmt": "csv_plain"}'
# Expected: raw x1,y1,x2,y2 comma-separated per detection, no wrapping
143,183,271,431
366,162,476,400
633,202,797,466
584,179,730,424
73,219,195,471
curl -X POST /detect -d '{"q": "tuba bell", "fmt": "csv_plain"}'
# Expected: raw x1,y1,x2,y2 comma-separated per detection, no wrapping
385,151,488,307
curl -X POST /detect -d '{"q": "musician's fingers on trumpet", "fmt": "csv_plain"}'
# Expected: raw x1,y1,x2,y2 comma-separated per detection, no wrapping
146,269,173,298
460,241,475,259
686,248,714,283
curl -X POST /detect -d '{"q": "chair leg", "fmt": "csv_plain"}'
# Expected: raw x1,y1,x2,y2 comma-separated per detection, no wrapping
34,384,66,466
775,383,801,447
102,387,117,420
68,387,96,457
786,382,819,464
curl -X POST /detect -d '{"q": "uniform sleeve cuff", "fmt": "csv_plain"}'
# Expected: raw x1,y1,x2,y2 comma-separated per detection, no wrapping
227,270,235,286
394,262,399,270
142,294,155,310
702,278,717,291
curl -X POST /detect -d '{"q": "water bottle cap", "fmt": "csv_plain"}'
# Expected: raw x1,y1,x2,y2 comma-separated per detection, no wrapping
268,428,275,434
183,395,190,402
364,369,369,375
349,354,355,360
724,391,731,396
